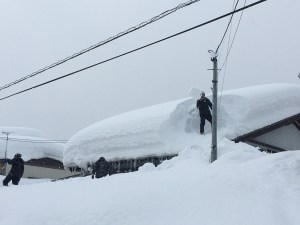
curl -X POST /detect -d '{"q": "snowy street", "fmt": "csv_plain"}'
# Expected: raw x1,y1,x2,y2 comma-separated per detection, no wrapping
1,139,300,225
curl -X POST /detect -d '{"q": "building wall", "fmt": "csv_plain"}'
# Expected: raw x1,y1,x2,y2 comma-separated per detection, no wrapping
254,124,300,150
85,155,177,176
3,164,80,179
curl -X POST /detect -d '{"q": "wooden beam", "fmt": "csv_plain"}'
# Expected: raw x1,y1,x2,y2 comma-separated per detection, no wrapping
247,139,286,152
293,120,300,131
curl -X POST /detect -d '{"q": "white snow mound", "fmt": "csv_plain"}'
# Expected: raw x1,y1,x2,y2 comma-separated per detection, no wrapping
64,83,300,168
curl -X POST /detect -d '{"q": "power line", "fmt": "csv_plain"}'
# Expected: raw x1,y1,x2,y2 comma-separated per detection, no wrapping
216,0,237,60
219,0,247,72
0,0,267,102
218,0,237,113
215,0,240,53
0,136,67,143
0,0,202,92
219,0,247,111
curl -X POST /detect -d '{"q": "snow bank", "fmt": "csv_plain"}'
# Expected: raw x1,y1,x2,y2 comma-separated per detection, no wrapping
2,141,300,225
0,127,64,161
64,83,300,168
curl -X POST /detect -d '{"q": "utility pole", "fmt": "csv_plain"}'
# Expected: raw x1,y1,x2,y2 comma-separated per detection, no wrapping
208,50,218,163
2,131,13,175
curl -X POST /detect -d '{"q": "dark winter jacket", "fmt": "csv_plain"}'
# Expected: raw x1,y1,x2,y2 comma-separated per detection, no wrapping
7,157,24,178
92,157,110,178
196,97,212,117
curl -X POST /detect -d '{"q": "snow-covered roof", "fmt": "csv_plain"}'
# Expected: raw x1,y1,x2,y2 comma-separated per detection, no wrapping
218,83,300,138
0,127,64,161
64,83,300,168
64,98,193,167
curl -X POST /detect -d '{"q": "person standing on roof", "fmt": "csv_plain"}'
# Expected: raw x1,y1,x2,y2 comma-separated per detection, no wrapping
196,91,212,135
2,153,24,186
91,157,110,179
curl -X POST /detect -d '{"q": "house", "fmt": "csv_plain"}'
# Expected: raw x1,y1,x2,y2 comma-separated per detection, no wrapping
0,127,79,179
64,83,300,174
64,97,192,172
233,113,300,153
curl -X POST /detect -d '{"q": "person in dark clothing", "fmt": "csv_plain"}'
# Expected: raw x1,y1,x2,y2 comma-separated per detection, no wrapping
196,91,212,134
2,153,24,186
92,157,110,179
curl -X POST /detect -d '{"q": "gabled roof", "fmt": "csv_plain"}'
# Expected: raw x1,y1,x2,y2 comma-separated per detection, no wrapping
233,113,300,152
233,113,300,143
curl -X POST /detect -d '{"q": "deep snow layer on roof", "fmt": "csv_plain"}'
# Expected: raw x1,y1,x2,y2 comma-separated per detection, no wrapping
0,127,64,161
64,98,193,167
218,83,300,138
64,83,300,168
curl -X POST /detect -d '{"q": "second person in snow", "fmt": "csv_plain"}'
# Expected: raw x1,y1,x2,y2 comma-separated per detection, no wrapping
92,157,110,179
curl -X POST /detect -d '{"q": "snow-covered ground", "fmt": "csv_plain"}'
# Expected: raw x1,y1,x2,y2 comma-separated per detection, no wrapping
0,175,51,186
64,83,300,168
0,127,64,161
1,138,300,225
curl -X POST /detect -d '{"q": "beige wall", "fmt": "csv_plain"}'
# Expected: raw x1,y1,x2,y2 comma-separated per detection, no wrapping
3,164,81,180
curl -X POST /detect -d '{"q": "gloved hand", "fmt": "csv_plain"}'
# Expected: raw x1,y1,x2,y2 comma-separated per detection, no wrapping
91,175,94,179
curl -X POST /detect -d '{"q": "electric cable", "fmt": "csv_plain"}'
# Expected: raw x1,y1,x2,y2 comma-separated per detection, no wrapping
218,0,237,113
215,0,240,53
0,0,267,102
0,0,202,92
218,0,247,112
0,136,67,143
216,0,237,59
219,0,247,72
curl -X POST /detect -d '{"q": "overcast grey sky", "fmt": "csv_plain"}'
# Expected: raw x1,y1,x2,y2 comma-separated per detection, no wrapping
0,0,299,139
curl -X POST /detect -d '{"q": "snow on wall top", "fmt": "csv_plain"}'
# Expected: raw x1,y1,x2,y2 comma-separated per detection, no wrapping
64,83,300,168
0,127,64,161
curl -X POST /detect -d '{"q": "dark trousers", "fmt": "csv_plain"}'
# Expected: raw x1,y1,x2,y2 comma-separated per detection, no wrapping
3,173,20,186
95,172,108,179
200,114,212,134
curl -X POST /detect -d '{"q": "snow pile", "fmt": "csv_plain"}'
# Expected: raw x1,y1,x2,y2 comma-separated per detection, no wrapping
0,127,64,161
64,83,300,168
218,83,300,139
1,141,300,225
64,98,194,167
